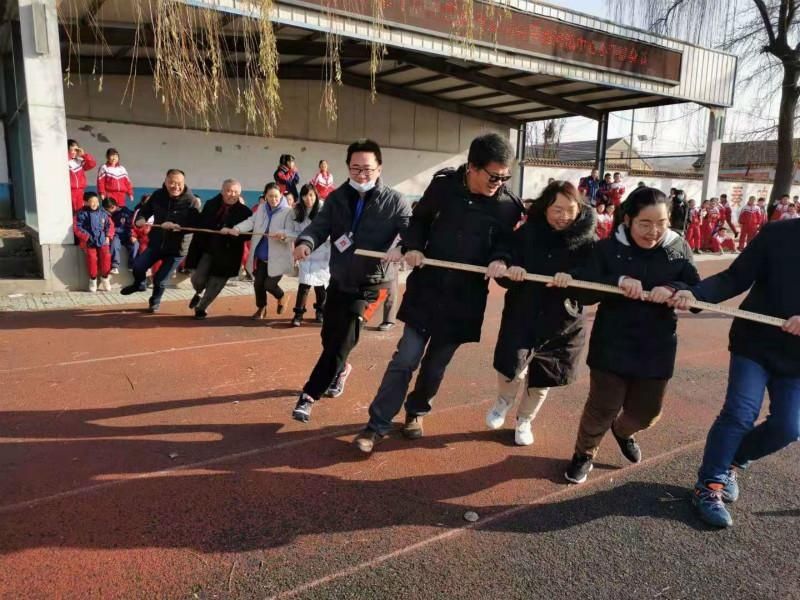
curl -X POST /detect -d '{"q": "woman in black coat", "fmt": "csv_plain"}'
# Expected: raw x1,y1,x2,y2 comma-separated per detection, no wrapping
488,181,596,446
564,186,700,484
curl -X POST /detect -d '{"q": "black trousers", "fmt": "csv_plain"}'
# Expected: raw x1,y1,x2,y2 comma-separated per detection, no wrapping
302,282,377,400
253,260,284,309
294,283,327,315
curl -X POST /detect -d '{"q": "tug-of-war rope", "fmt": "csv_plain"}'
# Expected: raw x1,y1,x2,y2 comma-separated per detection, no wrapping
150,224,784,328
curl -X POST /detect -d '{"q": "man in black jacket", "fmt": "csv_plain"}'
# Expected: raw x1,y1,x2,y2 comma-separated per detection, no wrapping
354,133,523,452
120,169,201,312
670,219,800,528
184,179,252,319
291,139,412,423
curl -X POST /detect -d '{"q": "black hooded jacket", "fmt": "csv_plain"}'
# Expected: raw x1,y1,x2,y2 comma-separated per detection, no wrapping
136,185,201,256
397,166,523,344
493,205,596,387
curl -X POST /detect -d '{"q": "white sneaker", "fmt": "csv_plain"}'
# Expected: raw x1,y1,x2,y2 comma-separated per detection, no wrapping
110,267,119,275
515,418,534,446
88,278,98,293
100,276,111,292
486,396,514,430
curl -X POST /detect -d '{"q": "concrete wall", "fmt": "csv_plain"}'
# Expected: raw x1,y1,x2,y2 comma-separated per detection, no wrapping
523,165,799,206
63,75,508,204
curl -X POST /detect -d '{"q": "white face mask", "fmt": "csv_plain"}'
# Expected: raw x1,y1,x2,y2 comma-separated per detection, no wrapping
349,179,376,194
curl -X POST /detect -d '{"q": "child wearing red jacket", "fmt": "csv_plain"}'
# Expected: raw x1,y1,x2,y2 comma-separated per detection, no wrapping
74,192,114,292
97,148,134,207
310,160,336,199
594,203,613,239
710,226,736,254
686,199,702,252
68,139,97,214
701,198,721,250
737,196,763,251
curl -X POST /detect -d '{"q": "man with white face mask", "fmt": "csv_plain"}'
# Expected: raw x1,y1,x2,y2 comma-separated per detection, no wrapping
291,139,412,422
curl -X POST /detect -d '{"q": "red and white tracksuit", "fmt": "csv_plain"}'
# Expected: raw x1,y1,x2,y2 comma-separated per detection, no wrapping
710,232,736,254
595,212,613,239
719,203,738,236
737,205,763,250
310,171,336,199
686,208,702,251
68,153,97,213
701,207,720,250
771,203,790,221
97,163,134,206
607,182,626,207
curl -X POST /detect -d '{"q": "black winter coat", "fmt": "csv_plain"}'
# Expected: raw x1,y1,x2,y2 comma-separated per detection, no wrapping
692,219,800,376
670,196,688,233
136,185,201,256
397,166,523,344
296,180,411,294
184,195,253,278
493,206,596,387
582,226,700,380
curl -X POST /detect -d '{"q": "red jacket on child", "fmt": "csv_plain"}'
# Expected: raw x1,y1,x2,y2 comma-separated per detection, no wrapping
97,163,134,206
69,153,97,213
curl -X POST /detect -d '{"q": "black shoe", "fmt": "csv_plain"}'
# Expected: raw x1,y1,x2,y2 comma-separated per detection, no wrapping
378,321,396,332
314,310,324,324
147,301,161,314
292,393,315,423
121,282,146,295
324,363,352,398
612,425,642,463
193,308,207,320
291,314,302,327
188,293,202,309
564,453,594,484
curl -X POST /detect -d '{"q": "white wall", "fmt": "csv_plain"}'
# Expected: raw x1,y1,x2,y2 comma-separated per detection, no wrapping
63,75,509,201
523,165,798,205
0,122,11,219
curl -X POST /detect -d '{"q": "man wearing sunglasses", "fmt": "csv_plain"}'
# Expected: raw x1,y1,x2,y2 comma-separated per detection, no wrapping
354,133,524,452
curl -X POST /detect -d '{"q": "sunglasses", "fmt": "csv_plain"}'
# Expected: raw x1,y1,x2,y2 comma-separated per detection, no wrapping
482,168,512,184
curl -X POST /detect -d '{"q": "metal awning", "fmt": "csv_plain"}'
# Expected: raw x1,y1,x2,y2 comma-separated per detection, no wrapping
55,0,738,128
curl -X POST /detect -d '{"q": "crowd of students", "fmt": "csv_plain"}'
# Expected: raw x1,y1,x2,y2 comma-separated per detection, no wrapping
67,134,799,532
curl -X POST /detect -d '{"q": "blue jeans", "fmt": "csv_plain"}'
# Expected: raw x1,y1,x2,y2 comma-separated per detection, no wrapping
131,247,183,305
698,354,800,484
367,325,460,435
110,235,139,268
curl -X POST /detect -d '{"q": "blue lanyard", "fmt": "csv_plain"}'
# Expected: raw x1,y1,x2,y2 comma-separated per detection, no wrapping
350,198,365,236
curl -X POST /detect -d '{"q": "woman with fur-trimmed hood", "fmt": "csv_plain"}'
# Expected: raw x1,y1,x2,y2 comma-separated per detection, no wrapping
488,180,596,446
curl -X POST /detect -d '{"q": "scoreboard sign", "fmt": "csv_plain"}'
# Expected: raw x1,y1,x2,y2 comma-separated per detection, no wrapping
296,0,683,84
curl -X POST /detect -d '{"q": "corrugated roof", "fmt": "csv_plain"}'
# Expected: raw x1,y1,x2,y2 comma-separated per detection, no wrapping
693,139,800,168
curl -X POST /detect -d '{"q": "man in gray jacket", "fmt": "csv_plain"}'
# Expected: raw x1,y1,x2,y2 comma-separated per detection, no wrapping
291,139,412,422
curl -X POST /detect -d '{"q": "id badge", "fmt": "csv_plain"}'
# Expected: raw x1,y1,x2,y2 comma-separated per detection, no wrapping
334,234,354,253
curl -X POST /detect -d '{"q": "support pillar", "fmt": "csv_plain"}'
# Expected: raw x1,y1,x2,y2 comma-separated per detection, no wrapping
595,112,608,176
19,0,71,244
516,122,527,198
702,107,726,201
17,0,79,289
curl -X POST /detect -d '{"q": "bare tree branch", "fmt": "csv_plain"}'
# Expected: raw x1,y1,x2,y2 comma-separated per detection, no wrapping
754,0,778,48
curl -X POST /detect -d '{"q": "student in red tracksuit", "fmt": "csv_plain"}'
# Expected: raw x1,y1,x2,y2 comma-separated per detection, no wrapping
595,203,613,239
68,139,97,214
310,160,336,199
607,172,626,207
132,194,161,275
97,148,134,207
686,199,702,252
770,194,791,221
701,198,721,250
710,227,736,254
737,196,763,251
719,194,738,237
74,192,115,292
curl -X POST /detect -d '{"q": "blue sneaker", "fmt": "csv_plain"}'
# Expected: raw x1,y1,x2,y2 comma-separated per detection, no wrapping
692,482,733,528
720,469,739,503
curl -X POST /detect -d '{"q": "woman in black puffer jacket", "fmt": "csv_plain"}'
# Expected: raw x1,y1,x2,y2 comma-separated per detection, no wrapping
488,181,596,446
564,186,700,484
